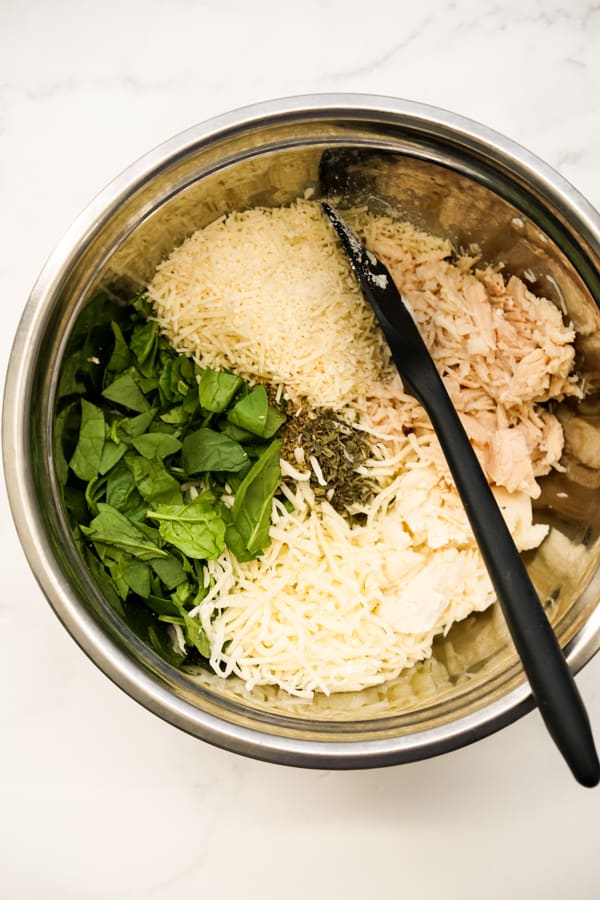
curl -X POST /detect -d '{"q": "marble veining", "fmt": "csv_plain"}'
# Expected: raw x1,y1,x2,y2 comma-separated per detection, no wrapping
2,1,600,898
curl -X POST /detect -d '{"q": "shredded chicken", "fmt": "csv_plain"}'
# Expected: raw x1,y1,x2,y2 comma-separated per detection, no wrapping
353,213,581,499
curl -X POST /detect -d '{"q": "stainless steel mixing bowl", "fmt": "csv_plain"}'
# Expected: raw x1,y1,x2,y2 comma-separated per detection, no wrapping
4,94,600,767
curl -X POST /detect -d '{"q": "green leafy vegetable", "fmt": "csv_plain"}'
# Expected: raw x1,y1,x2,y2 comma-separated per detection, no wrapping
218,421,257,443
57,295,287,669
107,322,130,372
199,369,243,412
120,409,156,438
69,399,106,482
262,405,287,439
54,400,78,486
83,546,126,616
232,439,281,556
85,474,107,517
131,432,182,460
99,440,127,475
102,373,149,412
160,406,188,425
147,493,226,559
81,503,168,560
158,355,195,404
227,384,269,436
130,320,159,377
173,608,211,658
121,558,153,598
181,428,249,474
106,462,140,512
125,456,182,504
151,554,188,590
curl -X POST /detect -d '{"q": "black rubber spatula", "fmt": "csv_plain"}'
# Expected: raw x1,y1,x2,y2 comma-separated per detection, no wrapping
322,201,599,787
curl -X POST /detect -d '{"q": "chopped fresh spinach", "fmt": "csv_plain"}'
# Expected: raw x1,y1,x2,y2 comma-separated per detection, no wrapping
262,405,287,439
151,554,188,590
147,493,226,560
120,409,157,438
227,384,269,436
57,294,287,668
102,373,149,413
130,320,159,377
181,428,249,475
99,440,127,476
199,369,242,413
124,456,182,504
107,322,130,372
69,400,106,482
81,503,168,561
131,432,182,460
232,439,282,556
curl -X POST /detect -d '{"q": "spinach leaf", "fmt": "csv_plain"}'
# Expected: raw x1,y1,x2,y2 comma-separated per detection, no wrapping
102,373,149,413
160,583,212,658
100,547,149,601
224,519,256,563
85,474,107,517
106,322,130,372
147,494,226,559
136,373,160,395
171,606,211,658
57,353,88,400
121,558,153,598
106,461,140,512
120,409,157,439
130,320,159,377
262,405,287,439
158,355,195,404
81,503,168,560
199,369,242,413
181,428,248,474
143,593,180,616
218,421,257,444
227,385,269,436
64,485,89,524
151,554,188,590
231,439,281,556
182,385,199,417
69,399,106,482
131,432,182,460
54,400,78,486
125,456,182,504
99,440,127,475
83,546,125,616
160,406,189,425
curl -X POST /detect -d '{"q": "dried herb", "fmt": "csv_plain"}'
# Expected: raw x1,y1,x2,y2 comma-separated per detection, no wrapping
279,401,376,514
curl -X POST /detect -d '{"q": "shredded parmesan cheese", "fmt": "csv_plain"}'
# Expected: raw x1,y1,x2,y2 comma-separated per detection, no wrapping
148,200,387,409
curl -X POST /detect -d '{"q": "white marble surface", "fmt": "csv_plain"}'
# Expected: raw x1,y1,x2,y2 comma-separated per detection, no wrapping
2,1,600,897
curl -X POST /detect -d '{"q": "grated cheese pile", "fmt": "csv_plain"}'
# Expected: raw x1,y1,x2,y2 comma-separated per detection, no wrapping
148,201,387,410
196,463,547,697
148,199,580,698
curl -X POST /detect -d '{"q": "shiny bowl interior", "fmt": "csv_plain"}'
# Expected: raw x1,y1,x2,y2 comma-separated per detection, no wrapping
5,94,600,767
